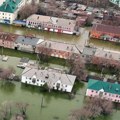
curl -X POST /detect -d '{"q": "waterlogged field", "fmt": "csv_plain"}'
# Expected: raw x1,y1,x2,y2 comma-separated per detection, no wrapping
0,57,120,120
0,81,86,120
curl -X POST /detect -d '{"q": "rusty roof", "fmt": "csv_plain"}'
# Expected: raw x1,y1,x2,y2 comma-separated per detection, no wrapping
92,24,120,35
0,32,18,42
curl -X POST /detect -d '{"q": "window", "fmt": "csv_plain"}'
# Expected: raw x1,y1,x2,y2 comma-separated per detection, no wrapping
32,78,36,83
104,92,107,95
99,91,103,97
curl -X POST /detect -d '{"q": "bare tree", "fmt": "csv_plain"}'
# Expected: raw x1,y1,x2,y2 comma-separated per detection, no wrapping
18,3,38,19
47,81,53,92
69,97,113,120
0,101,13,120
37,44,53,63
68,53,87,81
16,102,29,116
0,67,16,82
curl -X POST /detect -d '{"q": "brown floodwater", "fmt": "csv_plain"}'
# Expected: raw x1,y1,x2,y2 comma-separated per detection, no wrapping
0,24,120,51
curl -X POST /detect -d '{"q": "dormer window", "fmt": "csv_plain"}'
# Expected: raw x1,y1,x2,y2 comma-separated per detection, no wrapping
32,78,36,83
45,74,49,79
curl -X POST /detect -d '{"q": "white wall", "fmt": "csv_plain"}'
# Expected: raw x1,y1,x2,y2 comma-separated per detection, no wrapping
0,12,14,23
0,0,5,6
14,42,34,52
21,75,73,92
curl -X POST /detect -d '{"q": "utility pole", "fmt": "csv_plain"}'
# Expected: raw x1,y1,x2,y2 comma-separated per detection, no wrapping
1,40,4,58
40,96,44,108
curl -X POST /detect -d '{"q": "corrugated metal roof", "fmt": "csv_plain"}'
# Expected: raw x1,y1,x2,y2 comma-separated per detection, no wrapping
88,79,120,95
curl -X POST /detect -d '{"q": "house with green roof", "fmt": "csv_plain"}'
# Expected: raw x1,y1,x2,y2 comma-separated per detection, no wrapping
0,0,32,24
109,0,120,7
86,79,120,103
0,0,25,23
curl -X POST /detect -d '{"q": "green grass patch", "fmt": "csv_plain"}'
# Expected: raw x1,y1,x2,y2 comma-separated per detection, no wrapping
0,47,36,60
0,47,66,66
21,83,70,100
72,80,84,93
86,64,117,75
48,57,66,66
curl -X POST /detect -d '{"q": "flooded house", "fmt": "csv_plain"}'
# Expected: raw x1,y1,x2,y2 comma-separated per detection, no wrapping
86,79,120,103
14,35,44,53
26,14,79,35
0,32,18,49
90,24,120,42
21,67,76,92
36,40,80,59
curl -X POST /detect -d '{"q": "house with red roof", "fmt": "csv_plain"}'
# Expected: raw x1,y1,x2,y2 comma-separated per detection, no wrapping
0,32,18,49
90,24,120,42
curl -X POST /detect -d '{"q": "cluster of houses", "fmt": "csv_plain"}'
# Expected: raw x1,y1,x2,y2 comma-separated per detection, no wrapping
90,24,120,42
0,0,94,35
0,32,81,59
0,31,120,68
0,31,120,96
43,0,92,25
90,9,120,42
0,0,40,24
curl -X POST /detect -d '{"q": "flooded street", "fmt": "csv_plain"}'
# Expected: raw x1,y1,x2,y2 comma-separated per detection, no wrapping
0,24,120,51
0,24,119,120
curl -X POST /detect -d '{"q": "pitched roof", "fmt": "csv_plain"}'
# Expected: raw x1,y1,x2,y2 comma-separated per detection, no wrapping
95,49,120,61
92,24,120,35
15,36,44,46
88,79,120,95
0,0,21,13
0,32,18,41
37,40,80,54
22,67,76,86
27,14,76,31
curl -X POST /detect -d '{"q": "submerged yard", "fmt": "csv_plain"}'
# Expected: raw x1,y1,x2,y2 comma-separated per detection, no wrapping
90,38,120,51
0,80,119,120
0,56,119,120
